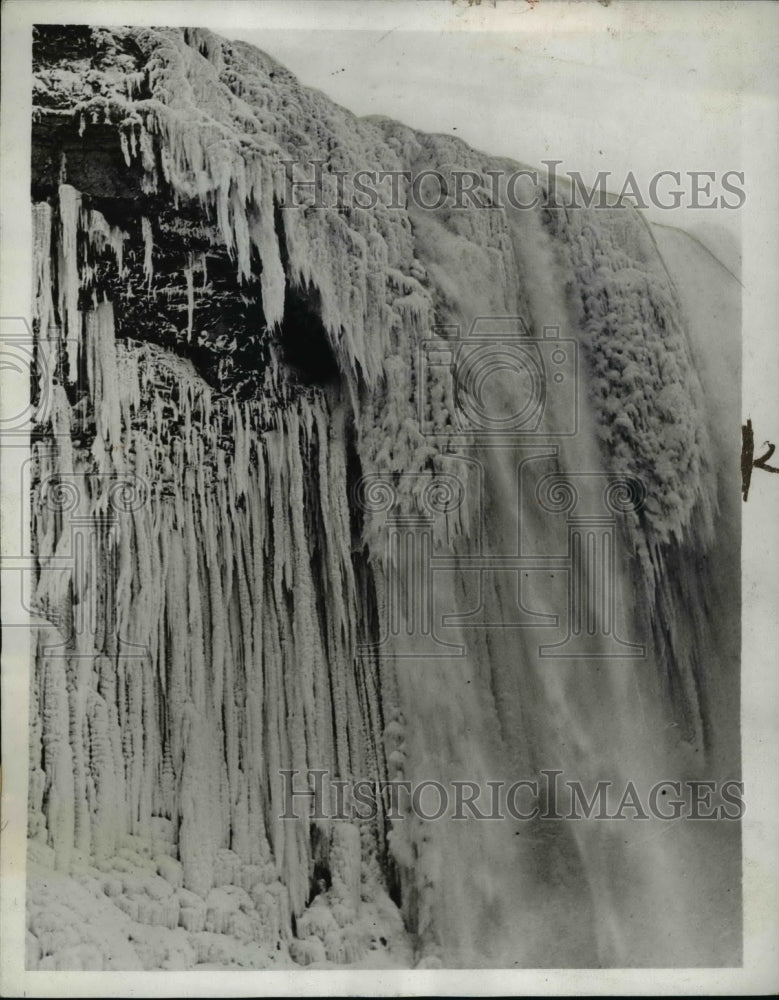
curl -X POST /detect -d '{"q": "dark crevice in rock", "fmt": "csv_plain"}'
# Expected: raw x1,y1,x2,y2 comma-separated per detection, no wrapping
278,282,340,387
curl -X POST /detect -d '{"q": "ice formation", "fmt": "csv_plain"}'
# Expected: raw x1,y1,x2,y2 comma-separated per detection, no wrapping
27,26,740,970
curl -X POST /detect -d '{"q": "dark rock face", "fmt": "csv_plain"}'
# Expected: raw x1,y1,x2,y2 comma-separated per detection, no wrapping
34,26,344,406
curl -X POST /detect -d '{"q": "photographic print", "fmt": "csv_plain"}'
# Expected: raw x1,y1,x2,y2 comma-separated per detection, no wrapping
2,0,777,993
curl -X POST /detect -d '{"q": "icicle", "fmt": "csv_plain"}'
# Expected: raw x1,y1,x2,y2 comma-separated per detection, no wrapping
141,217,154,287
33,203,57,410
184,255,195,341
86,301,122,470
57,184,81,383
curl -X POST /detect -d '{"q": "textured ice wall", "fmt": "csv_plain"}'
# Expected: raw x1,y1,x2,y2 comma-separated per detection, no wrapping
27,26,738,969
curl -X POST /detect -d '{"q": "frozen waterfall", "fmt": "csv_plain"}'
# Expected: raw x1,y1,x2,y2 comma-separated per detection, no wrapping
24,25,740,971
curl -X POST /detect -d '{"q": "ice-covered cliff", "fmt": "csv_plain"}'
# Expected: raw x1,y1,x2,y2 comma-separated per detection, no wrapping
27,25,740,970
